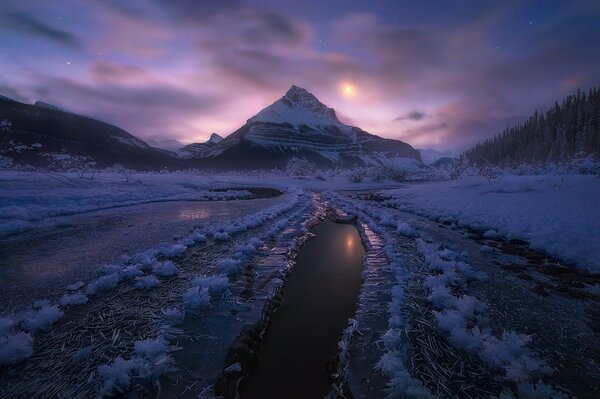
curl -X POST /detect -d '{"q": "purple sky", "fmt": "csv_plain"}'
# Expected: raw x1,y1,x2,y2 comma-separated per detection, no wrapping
0,0,599,151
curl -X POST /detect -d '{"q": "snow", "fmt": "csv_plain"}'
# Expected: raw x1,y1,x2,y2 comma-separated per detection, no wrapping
382,175,600,272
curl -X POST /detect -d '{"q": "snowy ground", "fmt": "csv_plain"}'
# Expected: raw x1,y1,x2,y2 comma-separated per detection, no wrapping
0,171,598,398
379,174,600,272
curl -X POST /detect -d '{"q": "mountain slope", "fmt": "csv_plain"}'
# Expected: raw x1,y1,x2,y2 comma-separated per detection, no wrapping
0,97,177,169
188,86,421,169
177,133,223,158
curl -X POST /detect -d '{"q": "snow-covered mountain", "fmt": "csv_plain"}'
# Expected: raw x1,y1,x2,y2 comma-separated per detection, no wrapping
1,86,421,170
185,86,421,168
0,96,176,169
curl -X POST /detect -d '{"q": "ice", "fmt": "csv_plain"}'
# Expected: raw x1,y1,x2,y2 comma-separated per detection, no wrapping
152,261,179,277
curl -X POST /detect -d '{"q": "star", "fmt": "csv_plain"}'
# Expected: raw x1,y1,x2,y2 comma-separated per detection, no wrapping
66,61,71,65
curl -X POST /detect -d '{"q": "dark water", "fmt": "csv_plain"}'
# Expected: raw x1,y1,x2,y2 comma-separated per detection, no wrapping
241,220,365,399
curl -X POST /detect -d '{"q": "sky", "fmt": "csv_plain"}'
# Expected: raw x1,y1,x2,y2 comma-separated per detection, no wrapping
0,0,599,152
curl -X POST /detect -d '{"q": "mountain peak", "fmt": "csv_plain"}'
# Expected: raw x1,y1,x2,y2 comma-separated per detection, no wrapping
208,133,223,144
249,85,339,128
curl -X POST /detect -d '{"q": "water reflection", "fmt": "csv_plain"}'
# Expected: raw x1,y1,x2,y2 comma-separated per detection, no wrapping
178,208,210,220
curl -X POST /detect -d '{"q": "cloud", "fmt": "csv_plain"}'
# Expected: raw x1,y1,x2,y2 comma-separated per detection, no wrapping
394,111,426,122
0,11,81,47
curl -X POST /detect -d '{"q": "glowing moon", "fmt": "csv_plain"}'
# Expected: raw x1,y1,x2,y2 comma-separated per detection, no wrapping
342,83,355,97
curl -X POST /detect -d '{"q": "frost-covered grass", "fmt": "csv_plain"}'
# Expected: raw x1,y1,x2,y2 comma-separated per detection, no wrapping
382,175,600,271
416,239,549,383
152,261,179,277
98,337,177,396
21,305,64,332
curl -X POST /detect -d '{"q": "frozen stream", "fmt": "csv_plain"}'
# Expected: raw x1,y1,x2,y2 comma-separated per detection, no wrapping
240,220,365,399
0,195,287,313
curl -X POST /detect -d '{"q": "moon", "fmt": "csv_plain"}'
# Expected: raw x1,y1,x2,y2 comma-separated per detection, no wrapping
342,83,355,97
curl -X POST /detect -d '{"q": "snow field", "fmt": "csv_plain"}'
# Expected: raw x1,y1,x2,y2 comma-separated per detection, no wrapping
381,175,600,272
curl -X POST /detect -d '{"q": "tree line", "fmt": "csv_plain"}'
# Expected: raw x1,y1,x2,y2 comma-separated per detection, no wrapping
463,86,600,166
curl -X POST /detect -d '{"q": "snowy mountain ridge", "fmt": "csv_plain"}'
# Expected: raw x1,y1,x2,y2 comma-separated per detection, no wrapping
183,85,421,168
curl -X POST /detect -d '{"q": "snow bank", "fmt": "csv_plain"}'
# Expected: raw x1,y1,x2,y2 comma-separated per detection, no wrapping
383,175,600,271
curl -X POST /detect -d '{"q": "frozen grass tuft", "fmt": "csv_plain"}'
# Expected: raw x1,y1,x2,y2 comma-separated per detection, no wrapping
214,231,231,241
98,356,136,396
87,273,121,295
217,258,241,275
21,305,64,332
152,261,179,277
0,331,33,365
60,293,88,306
376,351,436,398
135,275,161,290
120,265,144,279
160,243,186,257
248,237,264,248
192,275,229,295
396,222,418,237
183,286,210,308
